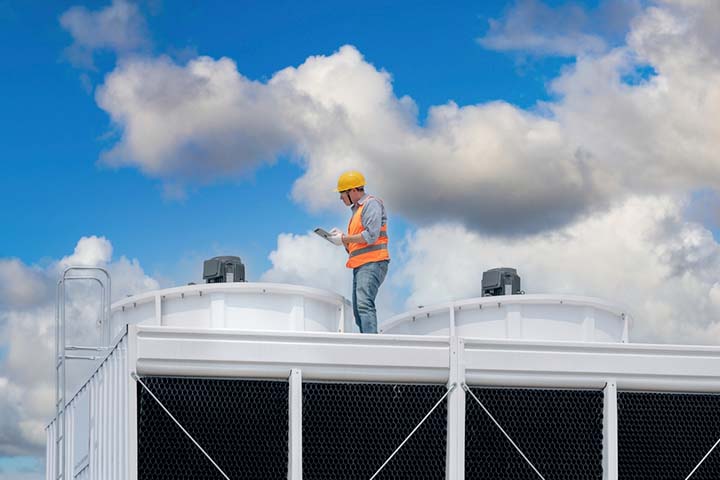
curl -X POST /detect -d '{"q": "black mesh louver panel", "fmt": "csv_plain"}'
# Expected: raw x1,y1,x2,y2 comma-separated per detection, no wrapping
465,387,604,480
137,376,288,480
618,391,720,479
302,382,447,479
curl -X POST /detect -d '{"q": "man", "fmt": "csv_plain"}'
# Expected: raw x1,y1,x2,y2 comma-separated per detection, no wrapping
328,170,389,334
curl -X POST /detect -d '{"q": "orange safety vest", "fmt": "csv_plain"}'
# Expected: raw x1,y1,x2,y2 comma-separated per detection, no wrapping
346,197,389,269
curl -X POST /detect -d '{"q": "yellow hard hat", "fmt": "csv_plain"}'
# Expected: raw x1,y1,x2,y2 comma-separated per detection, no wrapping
336,170,366,192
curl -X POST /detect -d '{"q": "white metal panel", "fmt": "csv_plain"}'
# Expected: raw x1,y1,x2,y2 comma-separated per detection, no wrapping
113,301,154,333
91,333,129,480
71,388,90,476
456,304,506,338
383,294,630,343
224,293,307,330
46,385,89,480
46,333,129,480
159,293,210,328
112,283,351,334
132,325,451,383
303,297,343,332
381,308,452,335
463,337,720,391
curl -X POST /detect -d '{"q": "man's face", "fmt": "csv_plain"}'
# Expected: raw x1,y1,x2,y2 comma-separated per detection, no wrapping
339,189,352,206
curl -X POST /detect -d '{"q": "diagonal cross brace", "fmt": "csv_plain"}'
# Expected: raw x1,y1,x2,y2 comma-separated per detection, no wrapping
368,383,456,480
463,383,548,480
132,373,232,480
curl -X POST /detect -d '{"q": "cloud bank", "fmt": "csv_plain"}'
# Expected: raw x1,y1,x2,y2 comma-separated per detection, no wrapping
87,1,720,235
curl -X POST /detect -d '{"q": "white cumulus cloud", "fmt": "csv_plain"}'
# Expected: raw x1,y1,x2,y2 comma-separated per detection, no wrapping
261,232,349,295
59,235,113,267
0,260,47,308
477,0,642,57
60,0,150,69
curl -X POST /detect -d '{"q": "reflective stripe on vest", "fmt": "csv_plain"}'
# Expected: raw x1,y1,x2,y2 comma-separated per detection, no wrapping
349,242,388,258
346,197,389,269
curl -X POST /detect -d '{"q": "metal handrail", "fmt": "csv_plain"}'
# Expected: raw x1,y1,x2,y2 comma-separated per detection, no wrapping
55,266,111,480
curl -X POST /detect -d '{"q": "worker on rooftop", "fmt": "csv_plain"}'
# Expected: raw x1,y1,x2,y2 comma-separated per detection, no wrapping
328,171,389,333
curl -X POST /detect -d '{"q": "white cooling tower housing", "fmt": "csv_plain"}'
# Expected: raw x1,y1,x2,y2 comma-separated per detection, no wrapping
47,282,720,480
381,294,629,341
110,282,629,343
111,283,356,334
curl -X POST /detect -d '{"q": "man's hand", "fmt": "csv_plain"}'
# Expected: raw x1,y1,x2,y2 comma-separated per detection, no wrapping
327,228,344,246
341,232,363,247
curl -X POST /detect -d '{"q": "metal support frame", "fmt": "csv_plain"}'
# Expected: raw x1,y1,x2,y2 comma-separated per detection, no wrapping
446,333,466,480
288,369,302,480
603,380,618,480
55,266,111,480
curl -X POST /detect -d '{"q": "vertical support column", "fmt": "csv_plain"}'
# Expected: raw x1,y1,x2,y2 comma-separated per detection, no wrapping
505,304,522,339
127,326,139,480
288,368,303,480
154,294,162,326
338,302,345,333
449,305,456,337
603,379,618,480
446,336,466,480
290,296,305,331
210,293,226,329
583,307,596,342
621,314,629,343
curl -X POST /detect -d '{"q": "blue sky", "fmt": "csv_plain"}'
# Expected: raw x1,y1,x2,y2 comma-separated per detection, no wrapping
0,0,572,278
4,0,720,476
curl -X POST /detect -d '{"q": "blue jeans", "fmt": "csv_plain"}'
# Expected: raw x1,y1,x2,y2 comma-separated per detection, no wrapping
352,260,389,334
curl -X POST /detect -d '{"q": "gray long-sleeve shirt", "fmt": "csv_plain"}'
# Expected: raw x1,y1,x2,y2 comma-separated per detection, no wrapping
351,194,387,244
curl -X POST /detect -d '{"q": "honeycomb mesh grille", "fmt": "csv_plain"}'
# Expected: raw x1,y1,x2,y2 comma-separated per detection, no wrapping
465,387,604,480
618,391,720,479
137,376,288,480
302,382,447,479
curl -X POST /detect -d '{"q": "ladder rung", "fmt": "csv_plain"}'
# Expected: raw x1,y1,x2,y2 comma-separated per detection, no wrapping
65,345,110,351
65,354,98,360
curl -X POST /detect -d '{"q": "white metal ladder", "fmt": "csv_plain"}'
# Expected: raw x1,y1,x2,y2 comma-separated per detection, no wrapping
55,266,111,480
